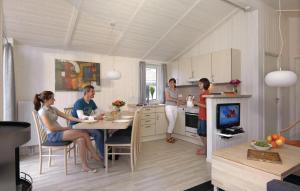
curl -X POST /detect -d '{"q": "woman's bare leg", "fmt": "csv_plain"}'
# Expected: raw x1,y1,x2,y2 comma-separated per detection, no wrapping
62,130,100,161
76,138,90,171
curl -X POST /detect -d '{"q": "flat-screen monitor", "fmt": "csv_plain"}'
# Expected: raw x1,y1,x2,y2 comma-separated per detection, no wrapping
216,103,240,129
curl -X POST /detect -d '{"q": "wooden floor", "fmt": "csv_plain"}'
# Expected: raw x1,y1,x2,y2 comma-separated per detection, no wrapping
21,140,211,191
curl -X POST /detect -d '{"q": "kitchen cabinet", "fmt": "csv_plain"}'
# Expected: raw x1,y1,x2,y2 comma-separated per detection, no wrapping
177,57,192,85
192,54,212,81
168,49,240,85
174,107,185,136
140,106,167,138
211,49,241,83
155,112,167,134
167,60,179,83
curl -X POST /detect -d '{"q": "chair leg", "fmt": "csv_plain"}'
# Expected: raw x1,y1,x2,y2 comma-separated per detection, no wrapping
48,148,52,167
73,144,76,165
134,144,137,166
64,148,68,175
112,147,115,164
105,145,108,173
39,147,42,174
130,147,134,172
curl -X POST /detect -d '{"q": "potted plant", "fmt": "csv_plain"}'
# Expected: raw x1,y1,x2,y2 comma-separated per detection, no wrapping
149,86,155,100
112,99,126,112
229,79,241,94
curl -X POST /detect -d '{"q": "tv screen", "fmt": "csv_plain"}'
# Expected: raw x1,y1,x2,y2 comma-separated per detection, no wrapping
216,103,240,129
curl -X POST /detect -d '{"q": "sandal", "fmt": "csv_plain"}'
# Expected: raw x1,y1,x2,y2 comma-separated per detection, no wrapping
166,137,176,143
81,168,97,173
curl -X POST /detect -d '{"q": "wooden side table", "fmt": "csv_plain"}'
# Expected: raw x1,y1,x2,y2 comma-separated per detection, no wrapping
211,143,300,191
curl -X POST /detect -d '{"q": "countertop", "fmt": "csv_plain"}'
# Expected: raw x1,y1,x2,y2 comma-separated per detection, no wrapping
203,94,252,99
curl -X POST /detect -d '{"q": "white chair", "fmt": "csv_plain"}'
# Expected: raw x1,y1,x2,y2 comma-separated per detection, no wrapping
105,110,140,172
32,111,76,175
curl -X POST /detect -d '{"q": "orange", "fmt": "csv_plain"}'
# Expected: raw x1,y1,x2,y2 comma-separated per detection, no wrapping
272,134,279,141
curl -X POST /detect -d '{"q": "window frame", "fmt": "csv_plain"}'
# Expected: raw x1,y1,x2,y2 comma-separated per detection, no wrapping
145,64,158,101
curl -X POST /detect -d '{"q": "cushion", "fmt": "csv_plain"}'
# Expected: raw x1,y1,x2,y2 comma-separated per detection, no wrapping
42,140,72,146
267,179,300,191
105,135,131,144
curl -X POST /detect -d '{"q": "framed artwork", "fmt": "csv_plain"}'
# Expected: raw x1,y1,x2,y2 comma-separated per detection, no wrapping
55,59,101,91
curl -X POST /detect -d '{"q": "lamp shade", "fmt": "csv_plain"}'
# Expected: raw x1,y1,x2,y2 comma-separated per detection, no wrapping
265,70,297,87
106,70,121,80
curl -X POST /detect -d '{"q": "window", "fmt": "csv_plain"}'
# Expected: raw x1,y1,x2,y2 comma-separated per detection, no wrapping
146,65,157,101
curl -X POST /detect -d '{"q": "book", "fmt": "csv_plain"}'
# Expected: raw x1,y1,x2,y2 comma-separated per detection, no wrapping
247,149,282,164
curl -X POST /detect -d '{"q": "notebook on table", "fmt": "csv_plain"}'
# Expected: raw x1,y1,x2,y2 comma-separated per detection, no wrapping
247,149,282,164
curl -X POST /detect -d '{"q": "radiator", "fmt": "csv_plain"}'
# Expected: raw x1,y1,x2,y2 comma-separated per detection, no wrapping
17,101,38,146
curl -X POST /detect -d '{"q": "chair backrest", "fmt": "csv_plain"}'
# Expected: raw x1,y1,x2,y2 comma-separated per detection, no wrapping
63,107,73,127
130,109,140,146
32,110,47,146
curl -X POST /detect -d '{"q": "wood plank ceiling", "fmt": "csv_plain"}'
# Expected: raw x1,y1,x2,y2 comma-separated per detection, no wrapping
3,0,237,61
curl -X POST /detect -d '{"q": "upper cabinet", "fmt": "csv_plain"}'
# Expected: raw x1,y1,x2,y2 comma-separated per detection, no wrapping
211,49,241,83
167,48,240,85
193,54,212,82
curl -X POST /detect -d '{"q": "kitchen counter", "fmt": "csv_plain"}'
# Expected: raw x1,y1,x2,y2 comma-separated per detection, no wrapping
203,94,251,99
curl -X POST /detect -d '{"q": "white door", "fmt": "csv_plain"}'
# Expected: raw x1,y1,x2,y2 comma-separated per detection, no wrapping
264,55,278,137
174,107,186,135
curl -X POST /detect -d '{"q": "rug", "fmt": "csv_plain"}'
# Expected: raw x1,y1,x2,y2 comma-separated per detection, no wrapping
185,181,224,191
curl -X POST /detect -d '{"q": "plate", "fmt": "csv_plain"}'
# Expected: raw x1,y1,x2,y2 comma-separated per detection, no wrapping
113,119,131,123
82,119,98,123
250,141,272,151
121,115,134,119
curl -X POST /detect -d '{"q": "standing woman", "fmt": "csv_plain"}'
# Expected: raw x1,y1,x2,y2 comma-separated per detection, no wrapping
34,91,100,172
165,78,179,143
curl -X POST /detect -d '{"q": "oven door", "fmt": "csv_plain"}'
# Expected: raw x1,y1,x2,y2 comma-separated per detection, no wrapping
185,112,198,134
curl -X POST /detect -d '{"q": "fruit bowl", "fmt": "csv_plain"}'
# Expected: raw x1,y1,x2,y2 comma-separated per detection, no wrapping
250,141,272,151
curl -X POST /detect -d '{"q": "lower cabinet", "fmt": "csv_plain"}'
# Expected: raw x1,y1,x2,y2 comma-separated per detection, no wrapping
140,106,167,140
174,107,185,136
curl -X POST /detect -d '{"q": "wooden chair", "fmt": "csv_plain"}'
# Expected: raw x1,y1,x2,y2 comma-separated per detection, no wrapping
63,107,73,127
32,111,76,175
105,110,140,172
280,120,300,147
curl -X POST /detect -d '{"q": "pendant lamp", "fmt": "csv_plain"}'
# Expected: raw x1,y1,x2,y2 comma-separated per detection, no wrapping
106,23,121,80
264,0,297,87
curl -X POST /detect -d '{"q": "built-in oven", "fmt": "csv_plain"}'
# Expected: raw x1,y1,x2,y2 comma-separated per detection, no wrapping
185,107,199,134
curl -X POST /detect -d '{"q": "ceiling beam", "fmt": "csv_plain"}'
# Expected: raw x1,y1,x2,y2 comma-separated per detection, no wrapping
168,9,240,63
64,0,82,48
141,0,203,60
108,0,146,55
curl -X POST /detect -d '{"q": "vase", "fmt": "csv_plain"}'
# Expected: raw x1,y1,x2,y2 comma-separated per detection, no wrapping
233,86,238,94
113,106,121,112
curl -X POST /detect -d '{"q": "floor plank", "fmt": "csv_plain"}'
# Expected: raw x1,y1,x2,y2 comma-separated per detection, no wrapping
20,140,211,191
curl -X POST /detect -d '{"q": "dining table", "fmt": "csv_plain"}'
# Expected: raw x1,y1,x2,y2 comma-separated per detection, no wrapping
72,111,135,166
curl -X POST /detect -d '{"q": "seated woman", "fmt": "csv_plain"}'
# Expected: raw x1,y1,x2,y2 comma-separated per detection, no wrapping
34,91,100,172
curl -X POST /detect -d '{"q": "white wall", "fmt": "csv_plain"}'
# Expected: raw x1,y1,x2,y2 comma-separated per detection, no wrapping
0,0,3,120
13,45,161,115
168,10,261,140
289,17,300,139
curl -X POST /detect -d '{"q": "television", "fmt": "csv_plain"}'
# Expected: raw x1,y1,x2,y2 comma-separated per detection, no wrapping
216,103,240,129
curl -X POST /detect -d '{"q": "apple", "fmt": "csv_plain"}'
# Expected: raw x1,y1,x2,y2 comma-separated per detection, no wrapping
271,141,278,148
275,139,283,146
272,134,279,141
267,135,272,142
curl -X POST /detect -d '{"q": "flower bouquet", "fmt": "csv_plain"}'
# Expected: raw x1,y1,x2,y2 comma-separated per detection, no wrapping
229,79,241,94
112,99,126,112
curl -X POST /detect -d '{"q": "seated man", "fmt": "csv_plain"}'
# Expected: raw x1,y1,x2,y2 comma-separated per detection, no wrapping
70,85,105,159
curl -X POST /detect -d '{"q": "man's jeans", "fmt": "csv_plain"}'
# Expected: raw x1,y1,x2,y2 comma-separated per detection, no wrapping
87,129,104,158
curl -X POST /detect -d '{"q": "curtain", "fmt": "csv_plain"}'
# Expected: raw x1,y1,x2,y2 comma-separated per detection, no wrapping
138,61,146,104
3,43,16,120
159,64,167,103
